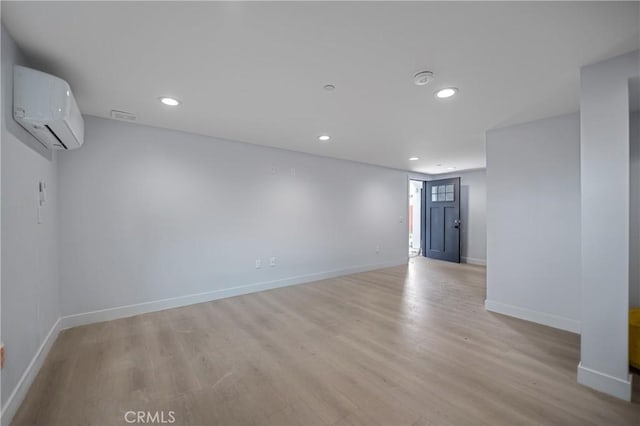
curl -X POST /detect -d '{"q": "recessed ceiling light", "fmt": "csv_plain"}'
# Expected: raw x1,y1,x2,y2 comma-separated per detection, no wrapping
160,97,181,106
447,167,455,170
409,157,419,161
435,88,458,99
323,84,335,91
318,135,330,142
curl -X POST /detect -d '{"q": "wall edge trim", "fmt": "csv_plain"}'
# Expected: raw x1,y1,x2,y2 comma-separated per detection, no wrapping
577,362,632,401
485,299,580,334
61,259,408,329
461,256,486,266
1,318,61,426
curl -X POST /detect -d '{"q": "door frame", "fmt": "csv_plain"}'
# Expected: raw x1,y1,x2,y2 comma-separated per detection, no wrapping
408,178,427,257
424,177,461,263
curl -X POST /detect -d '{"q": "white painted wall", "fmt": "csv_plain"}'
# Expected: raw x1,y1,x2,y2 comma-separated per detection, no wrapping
631,111,640,309
1,26,60,421
431,170,486,265
579,50,639,401
58,116,409,321
485,113,581,333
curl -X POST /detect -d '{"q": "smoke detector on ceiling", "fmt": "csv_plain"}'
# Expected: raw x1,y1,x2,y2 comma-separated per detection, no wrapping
413,71,434,86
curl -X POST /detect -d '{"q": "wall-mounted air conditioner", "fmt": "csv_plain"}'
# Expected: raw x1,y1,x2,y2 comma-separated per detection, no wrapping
13,65,84,150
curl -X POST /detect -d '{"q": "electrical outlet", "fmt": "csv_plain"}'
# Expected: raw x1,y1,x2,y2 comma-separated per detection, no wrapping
255,259,261,269
269,257,276,267
1,344,5,369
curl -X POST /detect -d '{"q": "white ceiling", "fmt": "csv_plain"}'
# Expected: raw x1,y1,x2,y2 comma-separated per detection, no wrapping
2,2,639,174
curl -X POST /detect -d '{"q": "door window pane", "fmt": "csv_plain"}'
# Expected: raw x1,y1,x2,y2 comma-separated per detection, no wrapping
430,182,456,202
445,184,455,201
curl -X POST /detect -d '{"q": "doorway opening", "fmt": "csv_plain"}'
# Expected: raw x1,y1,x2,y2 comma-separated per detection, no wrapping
409,180,424,257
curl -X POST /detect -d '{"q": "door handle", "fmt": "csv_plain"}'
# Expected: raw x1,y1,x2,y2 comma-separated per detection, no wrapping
454,219,461,229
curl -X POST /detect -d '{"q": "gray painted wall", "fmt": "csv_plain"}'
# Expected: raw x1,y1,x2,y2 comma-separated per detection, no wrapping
58,116,409,318
431,170,486,265
1,26,60,412
579,51,639,401
631,111,640,308
485,113,581,333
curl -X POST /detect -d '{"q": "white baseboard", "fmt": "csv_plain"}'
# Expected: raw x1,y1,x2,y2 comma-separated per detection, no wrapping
577,362,632,401
1,318,61,426
462,256,486,266
61,259,408,329
484,299,580,334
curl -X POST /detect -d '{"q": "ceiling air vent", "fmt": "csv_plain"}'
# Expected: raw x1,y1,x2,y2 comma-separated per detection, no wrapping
110,110,137,121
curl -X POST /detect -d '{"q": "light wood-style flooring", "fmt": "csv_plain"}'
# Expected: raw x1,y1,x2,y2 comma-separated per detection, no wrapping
13,258,640,425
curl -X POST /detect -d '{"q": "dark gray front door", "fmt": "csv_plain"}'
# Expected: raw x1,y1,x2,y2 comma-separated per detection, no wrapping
424,177,460,263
